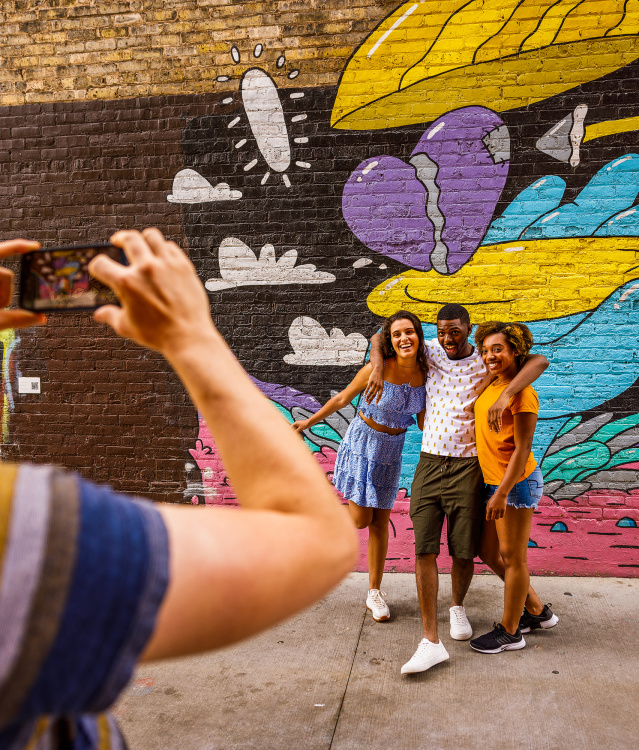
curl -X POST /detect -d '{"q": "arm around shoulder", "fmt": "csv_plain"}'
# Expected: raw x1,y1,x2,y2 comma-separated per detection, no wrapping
486,354,547,433
364,333,385,404
506,354,548,397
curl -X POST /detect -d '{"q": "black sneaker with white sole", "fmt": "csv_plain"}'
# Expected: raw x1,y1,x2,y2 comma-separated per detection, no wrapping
519,604,559,634
470,623,526,654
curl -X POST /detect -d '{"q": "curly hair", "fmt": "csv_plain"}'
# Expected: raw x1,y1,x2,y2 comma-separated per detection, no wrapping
474,321,534,369
379,310,428,375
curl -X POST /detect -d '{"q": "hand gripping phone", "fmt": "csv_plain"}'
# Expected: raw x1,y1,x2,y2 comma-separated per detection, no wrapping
19,244,125,312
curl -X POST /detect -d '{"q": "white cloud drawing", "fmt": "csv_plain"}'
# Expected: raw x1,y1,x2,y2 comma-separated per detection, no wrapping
205,237,336,291
167,169,242,203
284,317,368,366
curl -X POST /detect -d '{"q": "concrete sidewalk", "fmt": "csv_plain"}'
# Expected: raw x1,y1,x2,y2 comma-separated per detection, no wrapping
115,573,638,750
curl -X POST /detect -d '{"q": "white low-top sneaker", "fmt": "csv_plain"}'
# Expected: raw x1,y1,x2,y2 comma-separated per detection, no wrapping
401,638,449,675
449,605,473,640
366,589,390,621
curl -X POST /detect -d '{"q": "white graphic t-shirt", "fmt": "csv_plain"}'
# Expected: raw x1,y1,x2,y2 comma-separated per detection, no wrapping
421,339,491,458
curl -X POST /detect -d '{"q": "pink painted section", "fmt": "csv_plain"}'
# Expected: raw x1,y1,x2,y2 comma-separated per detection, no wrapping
190,416,337,506
191,417,639,577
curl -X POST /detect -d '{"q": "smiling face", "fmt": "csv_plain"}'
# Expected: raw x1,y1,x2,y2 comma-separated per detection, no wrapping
436,318,472,360
480,332,519,381
390,318,420,361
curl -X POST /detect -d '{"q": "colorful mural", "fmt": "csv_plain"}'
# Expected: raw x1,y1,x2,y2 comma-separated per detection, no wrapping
177,6,639,575
0,329,16,446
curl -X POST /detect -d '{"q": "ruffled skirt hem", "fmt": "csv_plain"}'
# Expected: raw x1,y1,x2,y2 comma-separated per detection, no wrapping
333,418,405,509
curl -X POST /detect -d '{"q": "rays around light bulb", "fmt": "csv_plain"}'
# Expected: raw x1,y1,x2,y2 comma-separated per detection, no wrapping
212,42,311,188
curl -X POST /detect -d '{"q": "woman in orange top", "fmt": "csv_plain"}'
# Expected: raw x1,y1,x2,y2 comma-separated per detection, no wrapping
470,322,558,654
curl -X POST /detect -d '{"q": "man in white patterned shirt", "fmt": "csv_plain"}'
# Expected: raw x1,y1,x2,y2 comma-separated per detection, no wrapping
368,304,548,675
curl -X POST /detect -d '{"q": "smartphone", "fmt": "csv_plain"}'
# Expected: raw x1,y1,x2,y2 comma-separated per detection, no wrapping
19,244,125,312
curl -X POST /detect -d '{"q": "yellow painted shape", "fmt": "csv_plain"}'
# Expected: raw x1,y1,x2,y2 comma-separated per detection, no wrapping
521,0,593,51
583,115,639,141
0,463,18,591
329,0,469,127
608,0,639,35
333,0,639,130
332,37,639,130
554,0,627,45
366,237,639,323
474,0,559,64
401,0,522,86
0,329,14,445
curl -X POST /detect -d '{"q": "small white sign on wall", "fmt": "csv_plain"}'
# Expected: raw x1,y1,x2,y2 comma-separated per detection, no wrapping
18,377,41,394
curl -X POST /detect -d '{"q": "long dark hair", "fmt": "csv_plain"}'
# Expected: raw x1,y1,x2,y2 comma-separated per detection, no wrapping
379,310,428,375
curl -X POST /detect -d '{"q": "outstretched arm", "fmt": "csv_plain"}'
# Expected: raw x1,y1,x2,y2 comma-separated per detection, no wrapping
487,354,548,432
292,364,371,434
89,229,358,660
364,331,385,404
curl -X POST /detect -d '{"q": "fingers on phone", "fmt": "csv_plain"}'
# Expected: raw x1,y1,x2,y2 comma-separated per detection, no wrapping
93,304,122,331
110,230,155,263
0,310,46,329
141,228,170,256
88,254,127,288
0,239,40,259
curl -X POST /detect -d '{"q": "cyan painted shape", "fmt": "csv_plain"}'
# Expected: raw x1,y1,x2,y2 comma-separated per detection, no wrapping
542,442,610,483
595,206,639,236
528,280,639,419
617,517,638,527
550,522,569,532
481,176,566,244
522,155,639,240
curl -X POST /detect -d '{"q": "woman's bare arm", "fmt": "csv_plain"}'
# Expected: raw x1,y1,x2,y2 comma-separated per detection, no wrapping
292,364,371,433
89,229,358,660
364,332,385,404
485,411,537,522
416,406,426,432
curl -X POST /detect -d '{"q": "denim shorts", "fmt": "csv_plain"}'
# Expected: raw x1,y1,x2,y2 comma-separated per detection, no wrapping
485,466,544,510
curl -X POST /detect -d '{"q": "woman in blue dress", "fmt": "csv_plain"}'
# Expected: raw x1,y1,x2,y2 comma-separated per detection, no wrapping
293,311,426,622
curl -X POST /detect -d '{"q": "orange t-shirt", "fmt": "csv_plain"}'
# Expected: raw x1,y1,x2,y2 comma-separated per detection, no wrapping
474,381,538,485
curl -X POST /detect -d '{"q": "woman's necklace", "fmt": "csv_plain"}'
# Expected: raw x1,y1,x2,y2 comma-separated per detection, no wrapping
396,361,419,386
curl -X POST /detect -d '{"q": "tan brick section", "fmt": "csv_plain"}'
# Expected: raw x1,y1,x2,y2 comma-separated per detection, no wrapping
0,0,400,106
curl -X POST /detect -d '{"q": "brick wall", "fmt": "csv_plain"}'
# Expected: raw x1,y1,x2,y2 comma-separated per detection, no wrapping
2,0,639,573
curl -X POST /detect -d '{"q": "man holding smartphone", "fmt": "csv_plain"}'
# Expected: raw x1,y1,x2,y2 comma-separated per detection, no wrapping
0,231,357,749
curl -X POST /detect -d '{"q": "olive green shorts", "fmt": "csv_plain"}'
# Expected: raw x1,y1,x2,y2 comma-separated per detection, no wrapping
410,452,485,560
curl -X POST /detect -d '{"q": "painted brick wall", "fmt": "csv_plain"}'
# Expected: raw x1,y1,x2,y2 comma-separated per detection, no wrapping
2,0,639,573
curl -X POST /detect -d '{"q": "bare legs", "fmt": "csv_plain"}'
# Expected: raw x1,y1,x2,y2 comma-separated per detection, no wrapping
416,554,439,641
479,515,544,621
416,553,473,642
348,501,392,591
451,557,474,608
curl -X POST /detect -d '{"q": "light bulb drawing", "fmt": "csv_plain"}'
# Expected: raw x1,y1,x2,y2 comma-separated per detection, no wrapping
216,43,308,187
241,68,291,174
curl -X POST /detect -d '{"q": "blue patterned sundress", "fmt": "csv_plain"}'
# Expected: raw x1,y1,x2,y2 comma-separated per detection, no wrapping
333,381,426,509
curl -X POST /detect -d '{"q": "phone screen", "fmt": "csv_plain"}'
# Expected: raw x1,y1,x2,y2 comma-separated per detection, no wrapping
20,244,123,311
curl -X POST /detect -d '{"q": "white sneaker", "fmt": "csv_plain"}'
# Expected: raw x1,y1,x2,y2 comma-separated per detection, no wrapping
449,605,473,640
366,589,390,621
401,638,449,675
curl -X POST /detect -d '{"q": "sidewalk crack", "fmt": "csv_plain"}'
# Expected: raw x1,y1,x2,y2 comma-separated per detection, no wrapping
328,605,367,749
